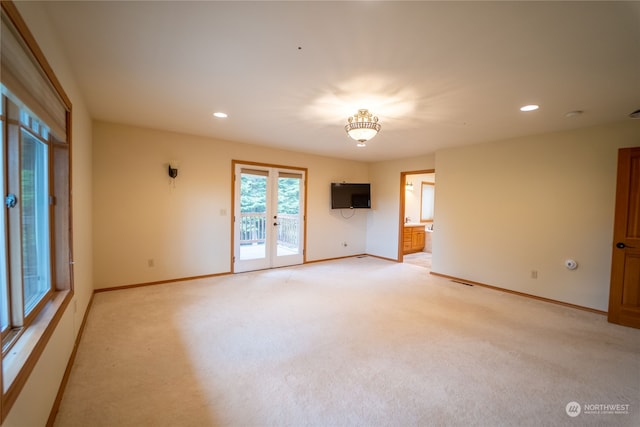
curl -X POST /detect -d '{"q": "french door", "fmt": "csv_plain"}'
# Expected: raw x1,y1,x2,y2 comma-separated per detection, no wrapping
233,162,306,273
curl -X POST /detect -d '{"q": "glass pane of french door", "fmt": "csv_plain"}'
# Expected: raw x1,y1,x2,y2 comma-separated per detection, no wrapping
274,172,302,259
238,169,268,262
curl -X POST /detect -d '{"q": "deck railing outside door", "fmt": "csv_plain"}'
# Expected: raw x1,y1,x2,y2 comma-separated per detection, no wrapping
239,212,299,248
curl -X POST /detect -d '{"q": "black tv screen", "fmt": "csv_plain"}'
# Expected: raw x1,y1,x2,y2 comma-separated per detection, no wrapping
331,183,371,209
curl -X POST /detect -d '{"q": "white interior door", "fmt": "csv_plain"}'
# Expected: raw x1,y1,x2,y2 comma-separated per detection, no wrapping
234,164,305,273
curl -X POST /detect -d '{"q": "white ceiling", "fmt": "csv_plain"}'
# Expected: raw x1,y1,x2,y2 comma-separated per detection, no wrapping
41,1,640,162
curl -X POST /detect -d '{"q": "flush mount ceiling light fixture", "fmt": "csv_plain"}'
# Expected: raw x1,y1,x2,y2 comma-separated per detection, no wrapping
345,109,381,147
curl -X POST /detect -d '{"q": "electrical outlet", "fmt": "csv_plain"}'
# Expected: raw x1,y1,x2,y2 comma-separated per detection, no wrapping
531,270,538,279
148,258,155,267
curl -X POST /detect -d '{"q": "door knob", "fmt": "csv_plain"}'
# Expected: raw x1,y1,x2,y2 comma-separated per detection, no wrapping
273,222,279,226
616,242,636,249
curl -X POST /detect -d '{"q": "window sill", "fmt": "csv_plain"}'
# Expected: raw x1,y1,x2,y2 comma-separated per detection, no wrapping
2,290,71,418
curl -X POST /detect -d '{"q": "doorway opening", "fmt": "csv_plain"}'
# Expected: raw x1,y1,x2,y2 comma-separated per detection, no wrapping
232,161,307,273
399,169,435,271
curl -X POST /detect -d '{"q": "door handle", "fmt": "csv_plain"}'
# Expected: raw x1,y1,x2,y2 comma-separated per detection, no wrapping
273,222,279,226
5,194,17,209
616,242,636,249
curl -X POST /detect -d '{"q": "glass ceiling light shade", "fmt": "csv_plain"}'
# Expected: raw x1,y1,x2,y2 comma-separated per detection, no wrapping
345,109,381,145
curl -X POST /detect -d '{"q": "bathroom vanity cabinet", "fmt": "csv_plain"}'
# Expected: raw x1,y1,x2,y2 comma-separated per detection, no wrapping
403,225,425,254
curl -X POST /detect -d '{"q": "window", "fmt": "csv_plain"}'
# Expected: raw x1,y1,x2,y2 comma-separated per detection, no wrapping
2,96,55,347
1,1,73,421
1,100,7,339
420,181,435,223
20,128,51,315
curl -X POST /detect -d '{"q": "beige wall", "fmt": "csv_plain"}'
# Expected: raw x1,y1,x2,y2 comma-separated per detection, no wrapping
4,2,94,426
92,124,441,287
433,120,640,311
92,122,370,289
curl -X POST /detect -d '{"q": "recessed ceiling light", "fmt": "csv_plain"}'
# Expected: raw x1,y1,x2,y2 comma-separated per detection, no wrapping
213,112,228,118
520,104,539,112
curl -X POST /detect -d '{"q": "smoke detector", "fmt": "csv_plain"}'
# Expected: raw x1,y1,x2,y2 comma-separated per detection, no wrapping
565,110,583,118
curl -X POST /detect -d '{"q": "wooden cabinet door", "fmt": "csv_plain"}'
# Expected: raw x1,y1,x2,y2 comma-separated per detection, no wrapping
412,231,425,249
608,147,640,329
403,229,412,252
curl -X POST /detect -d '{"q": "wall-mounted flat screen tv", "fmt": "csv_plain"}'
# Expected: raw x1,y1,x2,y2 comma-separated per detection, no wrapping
331,183,371,209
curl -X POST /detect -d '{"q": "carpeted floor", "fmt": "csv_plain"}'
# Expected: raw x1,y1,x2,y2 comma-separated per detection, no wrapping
54,257,639,426
403,252,432,270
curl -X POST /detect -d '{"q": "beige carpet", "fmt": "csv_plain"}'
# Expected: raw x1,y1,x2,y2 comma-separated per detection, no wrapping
54,257,639,426
403,252,432,270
